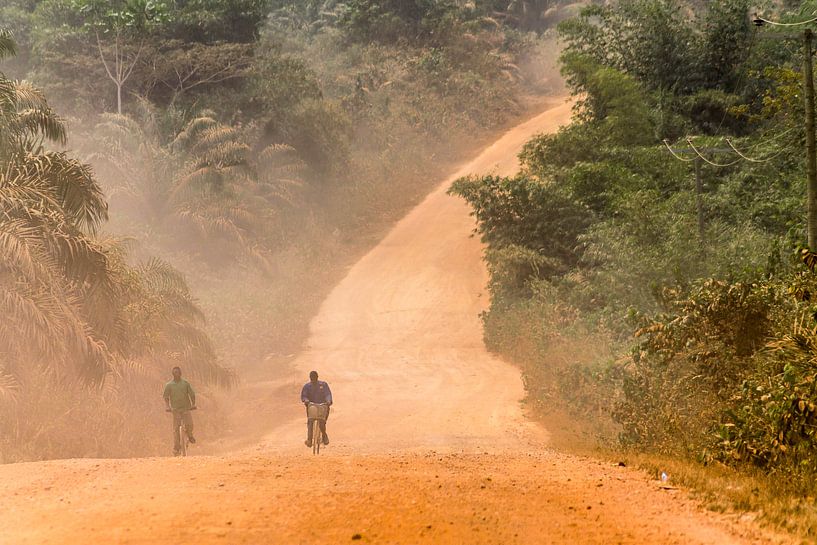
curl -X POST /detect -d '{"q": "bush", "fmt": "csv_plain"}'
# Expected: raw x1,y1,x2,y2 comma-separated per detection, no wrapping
449,174,593,295
614,279,780,455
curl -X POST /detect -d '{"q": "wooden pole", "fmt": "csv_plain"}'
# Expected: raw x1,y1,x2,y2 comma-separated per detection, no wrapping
804,29,817,248
695,157,705,245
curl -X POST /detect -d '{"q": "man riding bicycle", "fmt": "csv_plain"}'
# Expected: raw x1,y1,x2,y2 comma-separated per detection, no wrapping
301,370,332,447
163,366,196,456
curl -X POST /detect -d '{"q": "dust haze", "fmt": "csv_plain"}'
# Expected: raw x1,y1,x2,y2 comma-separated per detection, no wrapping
0,2,572,463
3,2,804,543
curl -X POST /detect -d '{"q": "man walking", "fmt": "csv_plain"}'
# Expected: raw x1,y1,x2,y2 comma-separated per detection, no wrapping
301,370,332,447
163,366,196,455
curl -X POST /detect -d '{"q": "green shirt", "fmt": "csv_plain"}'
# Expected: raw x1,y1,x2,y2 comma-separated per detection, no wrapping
163,379,195,410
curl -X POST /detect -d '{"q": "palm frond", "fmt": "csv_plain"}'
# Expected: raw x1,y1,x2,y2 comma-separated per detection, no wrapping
170,166,221,201
0,283,69,358
0,218,56,282
7,81,67,144
15,108,67,144
13,151,108,232
93,113,145,148
193,126,242,152
175,204,248,244
198,141,251,169
171,114,219,151
0,30,17,60
138,258,196,297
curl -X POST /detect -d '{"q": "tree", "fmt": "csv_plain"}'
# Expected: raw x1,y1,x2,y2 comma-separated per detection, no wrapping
558,1,696,94
697,0,752,91
340,0,459,43
88,109,306,264
0,1,36,76
0,29,112,378
146,41,253,106
0,29,232,388
448,174,593,288
168,0,272,43
559,53,655,146
70,0,170,114
32,0,270,114
0,28,17,60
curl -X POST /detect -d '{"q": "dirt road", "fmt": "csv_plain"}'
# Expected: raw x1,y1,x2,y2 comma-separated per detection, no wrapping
0,100,788,545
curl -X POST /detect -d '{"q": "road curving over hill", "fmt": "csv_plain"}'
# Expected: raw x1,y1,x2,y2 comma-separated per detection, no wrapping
0,99,790,545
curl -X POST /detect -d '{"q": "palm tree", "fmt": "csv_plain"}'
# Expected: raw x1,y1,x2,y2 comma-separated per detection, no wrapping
0,32,232,390
88,109,175,222
114,256,234,387
0,30,114,383
0,29,16,60
88,109,305,265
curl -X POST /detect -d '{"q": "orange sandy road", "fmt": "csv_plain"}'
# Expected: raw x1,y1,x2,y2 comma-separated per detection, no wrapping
0,451,782,545
0,100,789,545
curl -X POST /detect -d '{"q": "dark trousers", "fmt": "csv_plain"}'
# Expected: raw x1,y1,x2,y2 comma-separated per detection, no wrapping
306,407,329,441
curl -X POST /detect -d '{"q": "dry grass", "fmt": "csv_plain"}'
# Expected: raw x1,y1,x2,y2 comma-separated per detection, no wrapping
533,378,817,542
490,295,817,542
616,453,817,542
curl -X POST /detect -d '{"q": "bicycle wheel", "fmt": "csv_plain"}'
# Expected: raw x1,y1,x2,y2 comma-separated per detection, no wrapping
312,420,321,455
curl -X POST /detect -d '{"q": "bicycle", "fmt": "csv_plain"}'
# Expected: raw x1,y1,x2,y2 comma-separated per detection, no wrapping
306,402,329,455
168,406,197,457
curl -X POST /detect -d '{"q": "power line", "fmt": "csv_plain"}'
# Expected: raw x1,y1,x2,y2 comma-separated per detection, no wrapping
685,138,743,167
746,127,796,146
662,139,696,162
661,139,739,246
753,15,817,27
725,138,785,163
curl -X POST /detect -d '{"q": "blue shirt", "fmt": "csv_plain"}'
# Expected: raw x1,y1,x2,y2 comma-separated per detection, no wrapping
301,380,332,404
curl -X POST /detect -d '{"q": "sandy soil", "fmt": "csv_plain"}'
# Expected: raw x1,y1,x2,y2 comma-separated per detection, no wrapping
0,99,792,545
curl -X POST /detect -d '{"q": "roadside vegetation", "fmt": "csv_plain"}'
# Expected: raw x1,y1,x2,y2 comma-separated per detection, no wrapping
0,29,232,460
451,0,817,537
0,1,572,461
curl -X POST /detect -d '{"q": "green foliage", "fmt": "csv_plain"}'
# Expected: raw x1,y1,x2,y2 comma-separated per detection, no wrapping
558,1,696,93
30,0,266,113
559,53,655,145
165,0,271,43
248,44,322,119
280,99,351,176
451,0,817,490
519,122,604,174
449,174,592,294
616,279,780,452
339,0,460,44
71,0,171,34
570,0,751,93
696,0,753,91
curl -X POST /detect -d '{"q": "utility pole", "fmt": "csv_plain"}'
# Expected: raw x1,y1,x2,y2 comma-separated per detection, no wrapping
754,16,817,248
662,143,735,247
694,157,705,241
804,29,817,248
